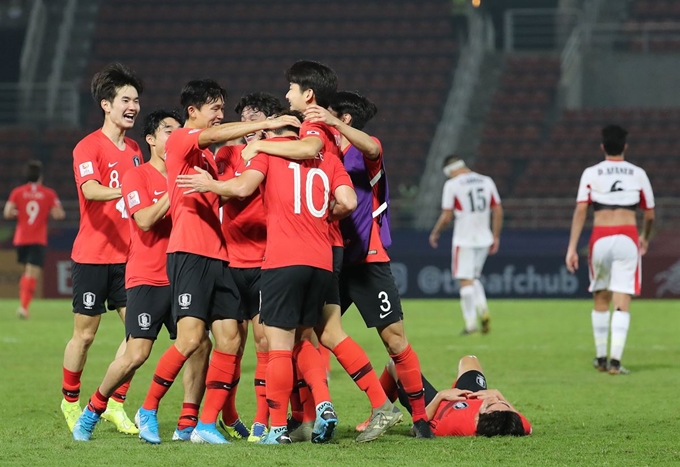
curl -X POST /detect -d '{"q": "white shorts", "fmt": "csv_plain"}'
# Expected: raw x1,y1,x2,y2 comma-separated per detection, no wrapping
588,226,641,295
452,246,488,280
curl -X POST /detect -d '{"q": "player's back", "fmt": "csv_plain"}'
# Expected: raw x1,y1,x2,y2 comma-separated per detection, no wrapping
9,183,58,246
578,160,654,210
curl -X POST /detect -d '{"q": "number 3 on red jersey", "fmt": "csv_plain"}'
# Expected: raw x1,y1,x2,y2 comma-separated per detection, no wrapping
288,162,330,218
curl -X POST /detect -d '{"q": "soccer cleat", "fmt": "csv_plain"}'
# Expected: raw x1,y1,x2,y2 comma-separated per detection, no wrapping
136,408,161,444
102,399,139,435
247,422,268,443
311,401,338,444
72,407,100,441
593,357,608,372
16,307,29,319
218,418,250,439
608,359,630,375
289,420,313,443
411,419,436,439
172,426,194,441
287,414,302,433
61,399,82,433
355,403,403,443
460,328,478,336
190,421,230,444
258,426,292,445
481,313,491,334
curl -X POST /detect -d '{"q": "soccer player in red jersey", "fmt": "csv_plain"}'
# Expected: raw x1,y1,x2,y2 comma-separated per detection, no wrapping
379,355,531,437
4,160,65,319
304,90,435,438
135,80,300,445
71,110,211,442
242,62,405,443
61,63,144,434
177,110,357,444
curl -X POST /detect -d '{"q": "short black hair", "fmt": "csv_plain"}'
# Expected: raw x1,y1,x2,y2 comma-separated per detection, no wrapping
25,160,42,183
601,124,628,156
180,79,227,120
142,109,183,152
442,154,462,169
269,110,304,136
285,60,338,108
476,411,527,437
91,63,144,111
234,92,285,118
329,91,378,130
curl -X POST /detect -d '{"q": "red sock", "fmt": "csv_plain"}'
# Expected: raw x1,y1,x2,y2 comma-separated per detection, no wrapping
19,275,36,311
177,402,199,430
220,354,242,425
199,350,238,424
299,382,316,423
332,337,386,409
142,345,188,411
319,343,332,373
293,340,331,405
111,380,130,403
62,367,82,403
379,366,399,403
391,345,427,421
266,350,293,427
87,388,109,414
253,351,269,425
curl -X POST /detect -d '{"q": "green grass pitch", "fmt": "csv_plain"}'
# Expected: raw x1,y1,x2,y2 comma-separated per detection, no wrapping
1,299,679,466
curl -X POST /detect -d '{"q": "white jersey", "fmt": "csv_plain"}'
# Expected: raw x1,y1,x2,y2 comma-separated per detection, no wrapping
576,160,655,210
441,171,501,248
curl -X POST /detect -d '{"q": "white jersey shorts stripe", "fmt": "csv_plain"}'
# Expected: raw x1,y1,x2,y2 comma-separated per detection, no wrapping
588,225,641,295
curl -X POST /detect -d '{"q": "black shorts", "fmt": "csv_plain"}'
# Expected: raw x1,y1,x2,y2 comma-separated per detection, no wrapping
126,285,176,340
167,252,242,324
340,261,404,328
260,266,332,329
71,261,127,316
16,245,46,267
325,247,343,306
231,267,261,320
397,373,439,415
453,370,487,392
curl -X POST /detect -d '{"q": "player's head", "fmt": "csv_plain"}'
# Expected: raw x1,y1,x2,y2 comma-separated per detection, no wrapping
601,124,628,157
91,62,144,129
442,155,467,178
25,160,43,183
235,92,285,143
476,411,526,437
265,110,304,137
285,60,338,111
142,109,183,159
329,91,378,130
180,79,227,129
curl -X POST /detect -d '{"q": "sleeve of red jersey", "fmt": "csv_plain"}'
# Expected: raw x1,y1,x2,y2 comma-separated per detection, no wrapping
244,153,269,177
300,121,328,145
121,169,151,218
519,414,532,435
489,178,501,207
170,128,203,161
441,180,455,210
575,169,591,204
639,170,655,210
362,137,384,169
73,140,102,187
330,155,354,191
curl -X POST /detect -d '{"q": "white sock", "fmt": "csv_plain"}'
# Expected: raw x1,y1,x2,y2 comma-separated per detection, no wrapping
610,310,630,361
459,285,477,331
591,310,611,358
473,279,488,317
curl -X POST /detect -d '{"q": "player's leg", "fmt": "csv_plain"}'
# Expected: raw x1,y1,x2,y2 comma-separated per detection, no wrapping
17,246,43,318
218,319,248,439
174,330,211,441
589,236,613,371
262,324,296,444
250,312,270,441
472,248,490,333
455,248,478,334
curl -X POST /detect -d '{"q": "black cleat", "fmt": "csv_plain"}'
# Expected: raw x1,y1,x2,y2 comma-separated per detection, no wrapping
593,357,608,372
411,419,435,439
287,414,302,433
608,359,630,375
481,313,491,334
460,328,478,336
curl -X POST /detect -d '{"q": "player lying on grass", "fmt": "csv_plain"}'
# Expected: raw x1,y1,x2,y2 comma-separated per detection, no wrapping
373,355,531,437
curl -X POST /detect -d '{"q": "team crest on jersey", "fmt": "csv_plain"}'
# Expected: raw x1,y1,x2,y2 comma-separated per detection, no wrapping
83,292,96,309
178,293,192,309
138,313,151,330
133,155,141,167
305,130,320,136
454,402,469,410
476,374,487,389
127,190,141,209
79,161,94,177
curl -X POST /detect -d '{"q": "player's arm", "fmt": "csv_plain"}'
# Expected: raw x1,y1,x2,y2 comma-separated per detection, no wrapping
3,200,17,219
304,105,381,160
132,193,169,232
50,204,66,220
80,180,122,201
429,209,453,249
639,208,655,256
197,115,301,149
242,137,323,162
176,166,264,199
566,202,588,273
328,185,357,222
425,389,472,421
490,204,503,255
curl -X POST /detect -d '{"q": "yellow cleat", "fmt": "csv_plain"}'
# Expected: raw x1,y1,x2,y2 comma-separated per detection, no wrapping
61,399,82,433
101,399,139,435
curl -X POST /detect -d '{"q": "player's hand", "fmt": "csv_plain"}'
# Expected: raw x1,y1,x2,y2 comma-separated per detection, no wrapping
565,249,579,274
469,389,503,400
304,105,341,127
241,142,259,162
429,232,439,248
489,237,500,255
176,166,215,194
438,389,473,402
639,236,649,256
264,115,301,131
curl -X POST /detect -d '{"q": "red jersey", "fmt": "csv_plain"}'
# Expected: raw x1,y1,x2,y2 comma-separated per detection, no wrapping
300,120,345,248
8,183,60,246
430,398,532,437
245,136,353,271
216,144,266,268
71,130,141,264
166,128,228,261
121,163,172,288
